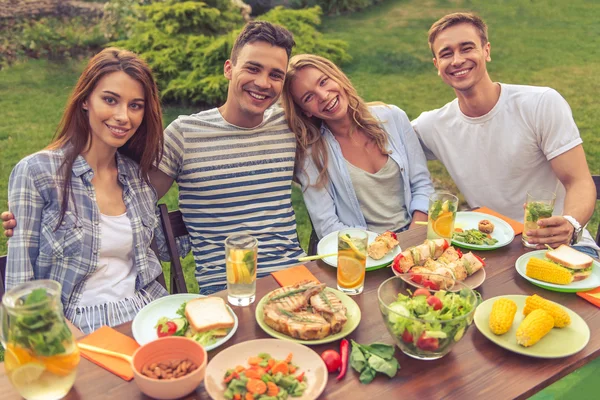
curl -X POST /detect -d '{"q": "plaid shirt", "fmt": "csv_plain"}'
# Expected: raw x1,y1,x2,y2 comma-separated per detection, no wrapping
6,147,167,320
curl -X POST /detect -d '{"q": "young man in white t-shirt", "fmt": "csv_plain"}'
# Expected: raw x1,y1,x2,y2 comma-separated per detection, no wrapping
412,12,599,255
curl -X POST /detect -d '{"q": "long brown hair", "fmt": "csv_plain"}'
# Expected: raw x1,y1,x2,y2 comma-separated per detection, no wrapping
281,54,389,188
47,47,163,226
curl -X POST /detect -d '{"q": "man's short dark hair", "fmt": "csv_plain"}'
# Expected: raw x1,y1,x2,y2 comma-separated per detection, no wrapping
230,21,295,64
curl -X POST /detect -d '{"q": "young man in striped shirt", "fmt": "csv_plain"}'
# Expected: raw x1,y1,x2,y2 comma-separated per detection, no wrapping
148,21,305,294
2,22,305,294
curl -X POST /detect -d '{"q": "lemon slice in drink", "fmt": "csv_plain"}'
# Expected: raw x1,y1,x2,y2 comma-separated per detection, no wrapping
338,256,365,288
10,363,46,387
339,235,367,259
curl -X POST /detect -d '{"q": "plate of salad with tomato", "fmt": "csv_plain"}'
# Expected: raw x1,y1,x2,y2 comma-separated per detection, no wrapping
131,294,238,350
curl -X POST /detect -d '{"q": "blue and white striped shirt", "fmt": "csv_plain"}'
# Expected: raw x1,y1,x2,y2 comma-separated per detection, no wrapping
7,148,168,321
159,106,305,294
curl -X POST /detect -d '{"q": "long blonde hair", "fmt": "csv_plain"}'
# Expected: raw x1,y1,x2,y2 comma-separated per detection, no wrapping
281,54,389,188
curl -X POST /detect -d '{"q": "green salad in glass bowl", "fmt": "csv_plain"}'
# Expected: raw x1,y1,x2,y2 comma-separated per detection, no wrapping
378,275,479,360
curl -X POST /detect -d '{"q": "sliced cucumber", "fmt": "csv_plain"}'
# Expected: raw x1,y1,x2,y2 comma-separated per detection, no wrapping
172,318,188,336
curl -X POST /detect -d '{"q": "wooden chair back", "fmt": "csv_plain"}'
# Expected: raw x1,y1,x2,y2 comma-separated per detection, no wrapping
0,254,6,299
592,175,600,246
156,203,189,294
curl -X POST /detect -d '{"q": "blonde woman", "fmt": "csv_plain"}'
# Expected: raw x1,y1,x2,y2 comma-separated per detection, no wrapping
281,54,434,239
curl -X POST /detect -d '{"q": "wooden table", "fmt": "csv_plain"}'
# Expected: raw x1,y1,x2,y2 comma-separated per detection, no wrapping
1,226,599,399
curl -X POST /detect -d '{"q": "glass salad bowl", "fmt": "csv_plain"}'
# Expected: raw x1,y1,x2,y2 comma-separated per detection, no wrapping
377,275,479,360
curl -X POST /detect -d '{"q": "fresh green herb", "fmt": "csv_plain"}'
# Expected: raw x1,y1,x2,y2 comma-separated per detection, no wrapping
319,291,334,310
268,288,309,302
349,340,399,384
278,309,316,323
429,200,443,220
242,251,256,276
526,201,554,223
13,288,72,357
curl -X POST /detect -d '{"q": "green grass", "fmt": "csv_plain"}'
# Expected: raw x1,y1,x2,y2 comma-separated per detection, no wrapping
1,1,599,395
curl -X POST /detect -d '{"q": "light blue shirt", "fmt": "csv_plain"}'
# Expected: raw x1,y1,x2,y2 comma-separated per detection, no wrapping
297,104,434,239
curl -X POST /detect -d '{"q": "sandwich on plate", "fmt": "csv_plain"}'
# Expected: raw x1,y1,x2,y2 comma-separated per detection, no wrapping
525,245,595,284
155,297,235,346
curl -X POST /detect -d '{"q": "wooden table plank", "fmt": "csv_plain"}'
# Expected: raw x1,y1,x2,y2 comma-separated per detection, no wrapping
1,226,599,399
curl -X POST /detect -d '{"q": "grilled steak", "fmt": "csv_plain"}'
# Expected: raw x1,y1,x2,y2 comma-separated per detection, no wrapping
310,291,347,334
263,309,331,340
265,281,325,312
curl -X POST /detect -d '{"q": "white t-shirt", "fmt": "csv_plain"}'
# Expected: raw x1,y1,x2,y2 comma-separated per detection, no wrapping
412,83,598,250
79,213,136,306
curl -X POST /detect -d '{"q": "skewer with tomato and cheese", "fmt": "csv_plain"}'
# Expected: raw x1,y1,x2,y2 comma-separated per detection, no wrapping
392,238,450,273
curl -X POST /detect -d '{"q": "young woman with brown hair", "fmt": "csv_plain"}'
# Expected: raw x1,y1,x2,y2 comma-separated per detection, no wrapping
6,48,168,333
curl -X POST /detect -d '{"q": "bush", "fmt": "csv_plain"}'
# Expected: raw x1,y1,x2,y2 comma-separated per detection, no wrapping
245,0,384,16
114,2,350,106
19,16,107,60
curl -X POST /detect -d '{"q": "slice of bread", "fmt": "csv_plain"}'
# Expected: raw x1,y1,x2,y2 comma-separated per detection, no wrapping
546,245,593,270
185,297,235,332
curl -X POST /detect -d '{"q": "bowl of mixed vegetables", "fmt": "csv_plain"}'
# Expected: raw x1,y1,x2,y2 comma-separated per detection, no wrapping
378,275,479,360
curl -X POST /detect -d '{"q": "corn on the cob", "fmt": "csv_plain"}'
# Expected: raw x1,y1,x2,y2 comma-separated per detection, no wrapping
523,294,571,328
525,258,573,285
489,298,517,335
516,309,554,347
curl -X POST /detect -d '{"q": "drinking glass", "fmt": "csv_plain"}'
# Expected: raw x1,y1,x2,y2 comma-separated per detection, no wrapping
522,189,556,248
0,280,80,400
225,234,258,306
427,192,458,241
337,229,368,295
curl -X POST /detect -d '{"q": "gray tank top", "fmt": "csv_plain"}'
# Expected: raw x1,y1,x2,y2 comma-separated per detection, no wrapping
345,157,410,232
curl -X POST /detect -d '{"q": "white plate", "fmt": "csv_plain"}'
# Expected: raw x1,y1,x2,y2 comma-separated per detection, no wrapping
515,250,600,292
317,230,401,271
474,295,590,358
452,212,515,250
131,293,238,349
205,339,328,400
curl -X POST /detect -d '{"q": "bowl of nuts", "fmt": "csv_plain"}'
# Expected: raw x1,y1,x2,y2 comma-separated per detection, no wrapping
132,336,207,400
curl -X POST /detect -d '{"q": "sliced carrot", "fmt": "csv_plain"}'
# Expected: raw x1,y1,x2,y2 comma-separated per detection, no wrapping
284,352,293,364
233,394,241,400
266,381,279,397
246,378,267,395
247,356,263,366
267,358,276,368
289,365,297,374
270,361,289,375
245,393,255,400
235,365,246,373
244,368,264,380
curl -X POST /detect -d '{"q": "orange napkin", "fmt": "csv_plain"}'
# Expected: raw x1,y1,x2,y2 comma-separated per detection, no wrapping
473,206,524,235
271,265,320,287
78,326,140,381
577,287,600,308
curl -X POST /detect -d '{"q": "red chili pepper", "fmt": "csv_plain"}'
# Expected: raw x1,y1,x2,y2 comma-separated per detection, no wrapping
442,239,450,250
336,338,349,381
456,248,463,258
296,371,305,382
473,254,486,267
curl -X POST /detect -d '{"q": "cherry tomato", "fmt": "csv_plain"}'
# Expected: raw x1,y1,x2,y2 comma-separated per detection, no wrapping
427,295,443,310
422,280,440,291
413,288,431,298
416,333,439,351
456,248,463,258
156,321,177,337
442,239,450,250
321,349,342,373
402,329,414,344
389,232,398,240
